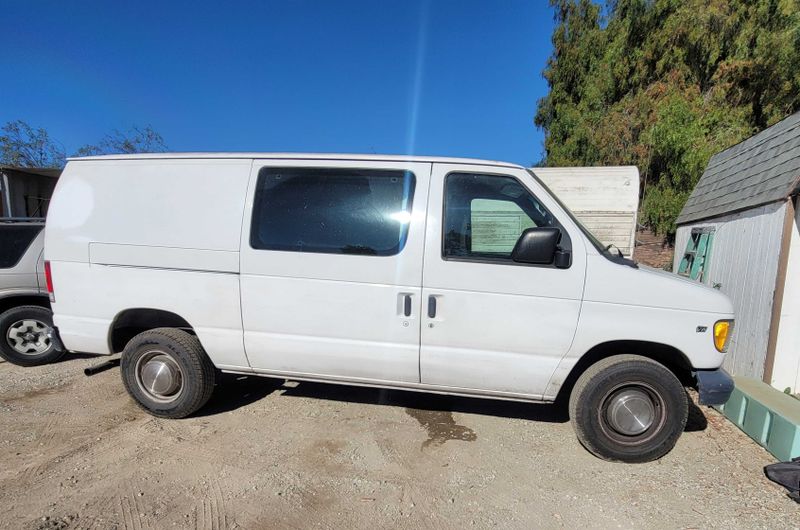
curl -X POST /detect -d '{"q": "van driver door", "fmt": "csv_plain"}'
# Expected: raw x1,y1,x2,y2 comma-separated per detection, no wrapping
420,163,586,398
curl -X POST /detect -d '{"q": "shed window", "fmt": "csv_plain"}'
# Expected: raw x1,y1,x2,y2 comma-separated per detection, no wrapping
678,228,714,282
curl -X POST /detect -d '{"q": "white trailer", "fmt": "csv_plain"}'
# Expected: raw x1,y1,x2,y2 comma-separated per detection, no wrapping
532,166,640,258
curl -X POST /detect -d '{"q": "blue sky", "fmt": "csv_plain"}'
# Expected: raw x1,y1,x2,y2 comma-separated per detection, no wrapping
1,1,555,166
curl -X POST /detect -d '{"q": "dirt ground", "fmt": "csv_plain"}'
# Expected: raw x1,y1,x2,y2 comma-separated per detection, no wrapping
0,355,796,530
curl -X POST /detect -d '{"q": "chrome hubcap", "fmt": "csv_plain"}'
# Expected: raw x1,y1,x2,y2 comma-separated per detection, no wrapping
605,388,655,436
136,351,183,402
6,319,53,355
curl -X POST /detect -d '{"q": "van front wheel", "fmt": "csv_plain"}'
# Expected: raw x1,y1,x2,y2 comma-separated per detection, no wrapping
121,328,215,418
569,355,688,463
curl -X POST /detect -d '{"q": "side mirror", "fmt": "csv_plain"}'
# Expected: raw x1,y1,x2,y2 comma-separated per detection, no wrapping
511,227,569,267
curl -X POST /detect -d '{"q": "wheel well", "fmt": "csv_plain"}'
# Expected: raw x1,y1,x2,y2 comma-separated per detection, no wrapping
0,295,51,315
555,340,694,404
109,308,194,353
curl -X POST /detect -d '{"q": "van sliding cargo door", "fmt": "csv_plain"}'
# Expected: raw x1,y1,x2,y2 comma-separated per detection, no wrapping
239,160,431,384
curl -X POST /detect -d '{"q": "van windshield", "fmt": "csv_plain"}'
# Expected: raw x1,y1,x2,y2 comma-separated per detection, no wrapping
526,169,637,267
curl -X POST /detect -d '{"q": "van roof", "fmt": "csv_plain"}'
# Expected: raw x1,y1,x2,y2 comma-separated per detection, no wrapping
66,152,524,169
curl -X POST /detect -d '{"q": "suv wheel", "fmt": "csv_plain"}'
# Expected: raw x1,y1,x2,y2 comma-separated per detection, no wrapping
569,355,688,463
0,305,65,366
121,328,216,418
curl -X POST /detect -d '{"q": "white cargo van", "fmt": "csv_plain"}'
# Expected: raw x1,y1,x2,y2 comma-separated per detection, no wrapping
45,154,735,462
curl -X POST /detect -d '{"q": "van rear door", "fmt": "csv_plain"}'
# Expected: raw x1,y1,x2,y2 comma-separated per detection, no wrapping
239,160,431,383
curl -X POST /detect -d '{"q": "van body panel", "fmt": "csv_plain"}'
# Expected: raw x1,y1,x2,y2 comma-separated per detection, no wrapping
582,254,734,314
419,288,581,394
52,314,110,354
50,260,248,366
420,164,588,397
47,159,250,366
234,366,547,403
540,254,734,399
89,243,239,273
240,275,422,381
46,159,252,262
67,152,524,169
544,300,732,399
239,160,431,382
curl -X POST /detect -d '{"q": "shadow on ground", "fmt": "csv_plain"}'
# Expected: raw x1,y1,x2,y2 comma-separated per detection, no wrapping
59,352,101,362
280,380,568,422
200,374,709,434
685,397,708,432
196,373,285,416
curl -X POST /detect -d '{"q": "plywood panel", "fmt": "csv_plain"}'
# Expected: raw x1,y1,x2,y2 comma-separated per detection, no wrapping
533,166,640,257
576,212,637,255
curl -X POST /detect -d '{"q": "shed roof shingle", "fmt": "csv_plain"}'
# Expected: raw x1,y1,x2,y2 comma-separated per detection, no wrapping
676,111,800,225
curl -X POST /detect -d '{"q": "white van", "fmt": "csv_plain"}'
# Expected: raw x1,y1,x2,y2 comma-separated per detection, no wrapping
45,154,735,462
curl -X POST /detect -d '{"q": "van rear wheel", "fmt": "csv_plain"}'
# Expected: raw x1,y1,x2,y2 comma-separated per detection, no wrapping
569,355,688,463
121,328,215,418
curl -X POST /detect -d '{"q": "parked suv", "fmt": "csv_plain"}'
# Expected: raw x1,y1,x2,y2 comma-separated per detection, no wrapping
0,219,64,366
46,154,735,462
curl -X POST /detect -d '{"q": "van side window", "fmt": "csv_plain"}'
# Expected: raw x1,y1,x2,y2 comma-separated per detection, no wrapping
443,173,557,261
0,225,42,269
250,168,416,256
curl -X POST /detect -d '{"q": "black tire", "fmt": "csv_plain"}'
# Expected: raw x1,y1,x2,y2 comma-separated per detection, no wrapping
120,328,215,418
0,305,66,367
569,354,688,463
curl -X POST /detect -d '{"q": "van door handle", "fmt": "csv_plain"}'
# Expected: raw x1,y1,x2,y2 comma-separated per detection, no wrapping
427,296,437,318
403,295,412,317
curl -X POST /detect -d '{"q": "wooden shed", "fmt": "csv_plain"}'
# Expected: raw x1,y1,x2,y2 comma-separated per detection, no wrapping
533,166,640,258
674,111,800,393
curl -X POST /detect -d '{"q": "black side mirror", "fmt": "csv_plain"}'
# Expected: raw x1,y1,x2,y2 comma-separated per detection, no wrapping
511,227,569,267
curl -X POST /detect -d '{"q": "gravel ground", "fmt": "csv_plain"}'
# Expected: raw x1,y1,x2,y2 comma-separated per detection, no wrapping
0,354,797,529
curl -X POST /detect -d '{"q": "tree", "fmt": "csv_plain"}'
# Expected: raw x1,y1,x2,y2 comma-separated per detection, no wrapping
0,120,65,168
536,0,800,240
75,125,168,156
0,121,169,168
